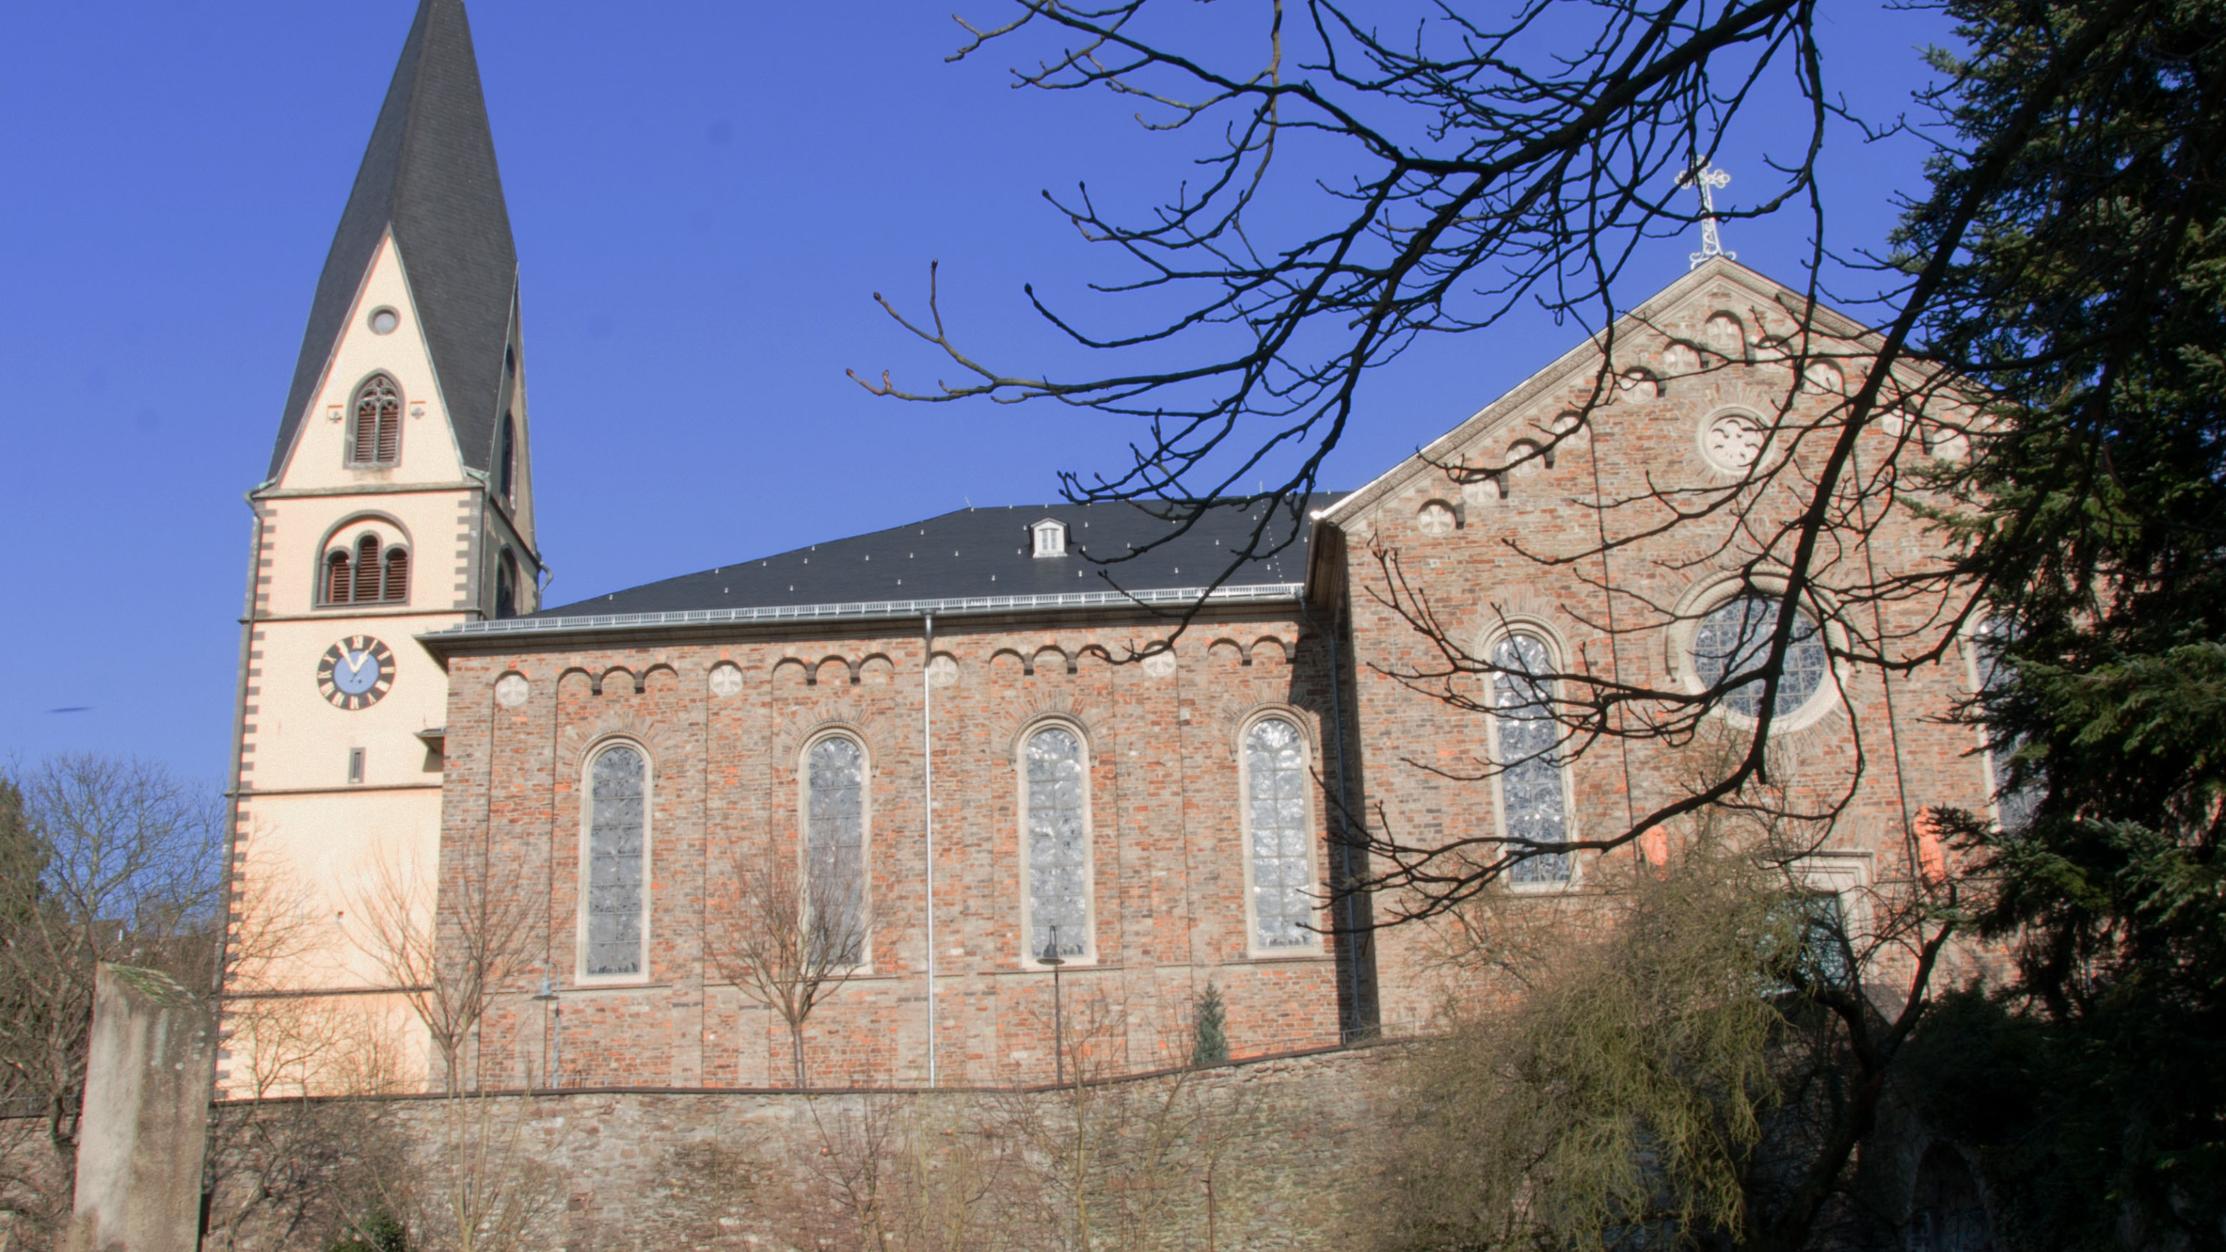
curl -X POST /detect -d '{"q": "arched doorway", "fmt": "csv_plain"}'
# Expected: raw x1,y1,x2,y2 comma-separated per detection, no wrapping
1908,1144,1993,1252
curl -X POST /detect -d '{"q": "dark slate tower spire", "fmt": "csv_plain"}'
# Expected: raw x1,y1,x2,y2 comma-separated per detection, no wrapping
269,0,519,481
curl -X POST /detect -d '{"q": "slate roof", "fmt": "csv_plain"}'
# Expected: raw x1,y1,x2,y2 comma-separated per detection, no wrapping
533,497,1341,621
269,0,518,482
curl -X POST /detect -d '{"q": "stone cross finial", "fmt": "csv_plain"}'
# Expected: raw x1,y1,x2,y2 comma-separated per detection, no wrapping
1676,158,1735,269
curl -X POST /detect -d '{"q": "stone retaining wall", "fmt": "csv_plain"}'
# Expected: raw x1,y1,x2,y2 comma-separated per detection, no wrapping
206,1044,1394,1251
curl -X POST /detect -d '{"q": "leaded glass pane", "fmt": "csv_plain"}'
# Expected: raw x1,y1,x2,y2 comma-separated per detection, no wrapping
1493,635,1571,885
1244,717,1315,947
1692,594,1830,718
585,745,646,976
1026,727,1088,958
1973,620,2041,831
1775,891,1852,990
806,736,867,965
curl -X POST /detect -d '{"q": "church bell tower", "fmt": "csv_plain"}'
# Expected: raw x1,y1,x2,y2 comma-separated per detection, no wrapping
221,0,539,1093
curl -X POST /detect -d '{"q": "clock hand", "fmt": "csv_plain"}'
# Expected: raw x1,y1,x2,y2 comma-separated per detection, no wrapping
343,648,370,675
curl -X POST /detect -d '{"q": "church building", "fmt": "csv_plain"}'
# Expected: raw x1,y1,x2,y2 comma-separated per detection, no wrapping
219,0,2001,1097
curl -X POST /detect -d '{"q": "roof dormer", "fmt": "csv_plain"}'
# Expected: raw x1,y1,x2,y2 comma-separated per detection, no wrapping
1031,517,1069,558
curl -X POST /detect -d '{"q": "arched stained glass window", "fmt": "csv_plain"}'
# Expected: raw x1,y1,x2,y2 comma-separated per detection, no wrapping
805,735,867,966
1243,716,1316,947
1493,634,1572,885
349,374,402,467
584,744,647,977
1692,593,1830,719
1972,619,2040,831
1024,726,1089,959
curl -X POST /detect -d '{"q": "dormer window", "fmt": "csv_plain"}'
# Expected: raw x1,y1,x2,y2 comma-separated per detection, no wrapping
1031,518,1069,558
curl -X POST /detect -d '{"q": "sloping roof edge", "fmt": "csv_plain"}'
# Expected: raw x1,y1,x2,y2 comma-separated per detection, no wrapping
1312,258,1891,531
267,0,518,480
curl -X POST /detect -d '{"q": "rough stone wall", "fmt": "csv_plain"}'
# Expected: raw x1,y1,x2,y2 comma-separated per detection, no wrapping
0,1113,70,1251
1332,269,2005,1034
441,605,1352,1093
207,1044,1392,1252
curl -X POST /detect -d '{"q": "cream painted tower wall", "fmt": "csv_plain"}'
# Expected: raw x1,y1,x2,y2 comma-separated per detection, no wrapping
223,231,537,1098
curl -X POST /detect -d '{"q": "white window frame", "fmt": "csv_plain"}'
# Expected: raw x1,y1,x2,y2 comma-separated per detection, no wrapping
1963,617,2038,832
798,728,873,973
1237,710,1324,957
576,738,652,985
1017,718,1096,967
1787,851,1873,958
1483,628,1582,893
1031,518,1069,558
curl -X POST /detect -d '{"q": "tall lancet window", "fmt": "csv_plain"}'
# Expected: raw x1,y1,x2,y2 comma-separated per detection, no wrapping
496,414,518,502
1242,716,1317,949
583,744,648,978
1972,619,2041,831
349,374,402,467
804,736,868,966
1492,633,1573,885
1023,725,1090,959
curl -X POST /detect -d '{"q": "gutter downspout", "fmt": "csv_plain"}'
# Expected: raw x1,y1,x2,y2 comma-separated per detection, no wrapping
1304,594,1366,1041
923,613,938,1086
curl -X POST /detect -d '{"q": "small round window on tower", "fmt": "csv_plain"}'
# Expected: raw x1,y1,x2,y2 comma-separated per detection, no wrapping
368,307,400,335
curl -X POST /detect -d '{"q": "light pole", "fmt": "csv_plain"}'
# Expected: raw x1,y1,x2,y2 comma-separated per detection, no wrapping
531,974,561,1089
1039,925,1067,1084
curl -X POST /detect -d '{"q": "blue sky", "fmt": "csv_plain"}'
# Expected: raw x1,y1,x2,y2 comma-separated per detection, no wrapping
0,2,1959,784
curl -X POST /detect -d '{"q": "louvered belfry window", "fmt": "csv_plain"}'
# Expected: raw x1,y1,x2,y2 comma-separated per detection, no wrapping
324,550,352,604
350,375,402,466
351,535,382,603
322,533,409,607
381,548,410,604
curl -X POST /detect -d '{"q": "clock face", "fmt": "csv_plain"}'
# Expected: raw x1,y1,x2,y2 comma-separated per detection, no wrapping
318,636,396,710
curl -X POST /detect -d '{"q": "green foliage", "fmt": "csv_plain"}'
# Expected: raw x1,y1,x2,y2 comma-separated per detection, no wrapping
1190,981,1228,1068
1368,840,1807,1251
1902,0,2226,1242
328,1206,408,1252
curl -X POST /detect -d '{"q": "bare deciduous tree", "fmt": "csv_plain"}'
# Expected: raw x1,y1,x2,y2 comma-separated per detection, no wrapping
1370,783,1960,1251
848,0,2132,912
0,755,222,1236
397,1095,565,1252
709,852,872,1088
343,845,536,1095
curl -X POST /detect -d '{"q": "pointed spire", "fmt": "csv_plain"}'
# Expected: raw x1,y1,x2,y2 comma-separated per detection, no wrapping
270,0,518,480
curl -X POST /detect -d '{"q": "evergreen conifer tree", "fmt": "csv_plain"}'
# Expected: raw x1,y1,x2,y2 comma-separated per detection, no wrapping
1901,1,2226,1241
1191,981,1228,1068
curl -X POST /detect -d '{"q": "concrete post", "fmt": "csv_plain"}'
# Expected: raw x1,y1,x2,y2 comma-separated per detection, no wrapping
63,964,213,1252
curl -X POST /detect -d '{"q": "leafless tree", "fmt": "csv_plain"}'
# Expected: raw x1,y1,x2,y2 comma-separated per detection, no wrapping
709,851,872,1088
200,862,416,1250
0,755,223,1234
1369,749,1961,1250
394,1095,565,1252
851,0,2135,910
343,844,536,1095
